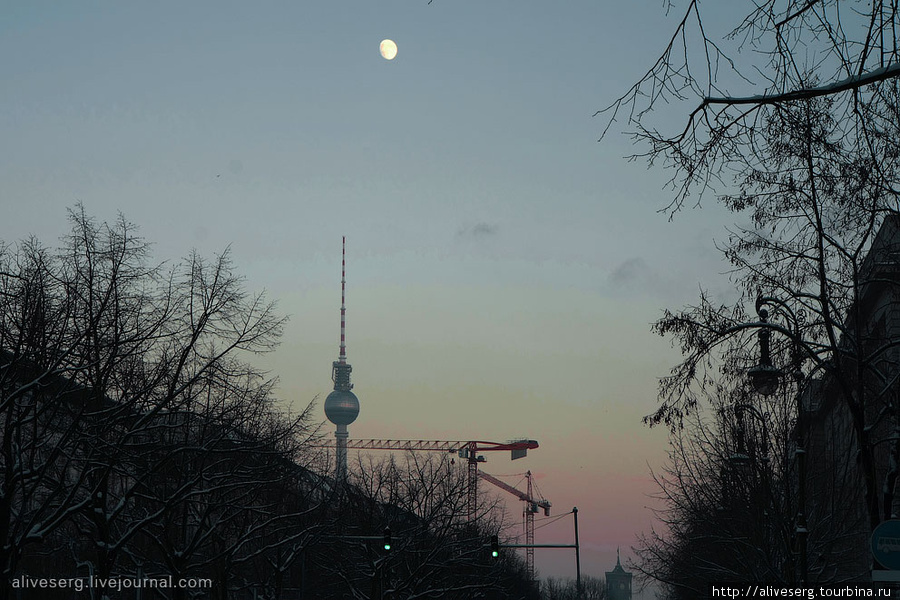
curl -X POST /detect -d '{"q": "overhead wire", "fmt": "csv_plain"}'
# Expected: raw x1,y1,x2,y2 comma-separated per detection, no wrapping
533,509,574,531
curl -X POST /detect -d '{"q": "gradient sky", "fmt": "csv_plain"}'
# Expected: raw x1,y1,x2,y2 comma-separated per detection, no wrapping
2,1,743,589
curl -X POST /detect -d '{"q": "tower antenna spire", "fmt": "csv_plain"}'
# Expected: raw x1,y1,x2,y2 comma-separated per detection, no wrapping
339,235,347,363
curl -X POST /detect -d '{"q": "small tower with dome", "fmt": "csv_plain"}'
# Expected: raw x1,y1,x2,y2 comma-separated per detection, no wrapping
606,548,633,600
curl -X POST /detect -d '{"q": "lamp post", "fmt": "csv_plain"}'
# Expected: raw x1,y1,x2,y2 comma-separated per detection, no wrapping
729,402,780,560
746,296,808,583
573,506,583,600
726,403,770,484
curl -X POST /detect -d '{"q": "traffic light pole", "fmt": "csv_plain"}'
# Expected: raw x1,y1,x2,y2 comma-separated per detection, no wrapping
494,507,582,598
574,507,582,600
324,533,394,600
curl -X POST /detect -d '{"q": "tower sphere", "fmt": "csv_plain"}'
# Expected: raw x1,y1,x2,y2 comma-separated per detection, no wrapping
324,389,359,425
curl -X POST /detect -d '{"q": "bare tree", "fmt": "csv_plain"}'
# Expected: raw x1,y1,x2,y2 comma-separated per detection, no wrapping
0,208,180,597
310,452,537,599
639,94,900,584
542,575,606,600
127,393,325,600
635,381,807,597
0,240,90,596
0,206,331,599
601,1,900,214
604,7,900,577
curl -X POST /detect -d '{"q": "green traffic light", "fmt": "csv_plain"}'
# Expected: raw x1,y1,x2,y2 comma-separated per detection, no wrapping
491,550,499,558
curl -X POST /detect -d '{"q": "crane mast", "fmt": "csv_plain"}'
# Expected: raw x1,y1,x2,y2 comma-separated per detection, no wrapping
478,470,551,582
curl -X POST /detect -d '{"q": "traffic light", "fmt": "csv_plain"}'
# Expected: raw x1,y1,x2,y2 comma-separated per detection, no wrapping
490,535,499,558
383,527,392,551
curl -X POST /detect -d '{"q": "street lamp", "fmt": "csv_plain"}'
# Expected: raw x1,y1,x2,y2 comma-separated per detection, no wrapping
748,308,782,397
733,402,785,573
728,404,773,508
721,402,775,554
726,405,750,468
746,296,808,584
727,404,763,469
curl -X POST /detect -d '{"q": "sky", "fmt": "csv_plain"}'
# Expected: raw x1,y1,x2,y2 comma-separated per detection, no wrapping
1,1,743,590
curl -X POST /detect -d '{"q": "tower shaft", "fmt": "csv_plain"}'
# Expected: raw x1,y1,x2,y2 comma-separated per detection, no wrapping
335,424,349,480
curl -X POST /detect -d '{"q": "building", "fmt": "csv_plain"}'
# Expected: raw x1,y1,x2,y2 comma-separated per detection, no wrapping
803,214,900,581
323,237,360,481
606,549,633,600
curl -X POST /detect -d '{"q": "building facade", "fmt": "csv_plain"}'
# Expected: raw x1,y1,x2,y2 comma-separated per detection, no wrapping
804,214,900,581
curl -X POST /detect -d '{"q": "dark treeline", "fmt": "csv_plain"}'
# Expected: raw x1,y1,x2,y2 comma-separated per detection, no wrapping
0,207,537,600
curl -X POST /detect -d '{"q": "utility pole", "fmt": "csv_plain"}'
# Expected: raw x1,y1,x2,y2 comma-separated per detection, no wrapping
499,507,583,596
574,506,583,600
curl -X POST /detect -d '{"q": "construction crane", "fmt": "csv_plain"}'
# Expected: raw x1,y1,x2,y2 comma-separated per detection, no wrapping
478,470,551,582
320,438,539,522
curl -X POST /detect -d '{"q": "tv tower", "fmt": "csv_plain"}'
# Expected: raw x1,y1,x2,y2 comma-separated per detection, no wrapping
323,236,359,481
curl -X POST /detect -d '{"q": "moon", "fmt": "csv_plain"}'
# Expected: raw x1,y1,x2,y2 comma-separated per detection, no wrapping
380,39,398,60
